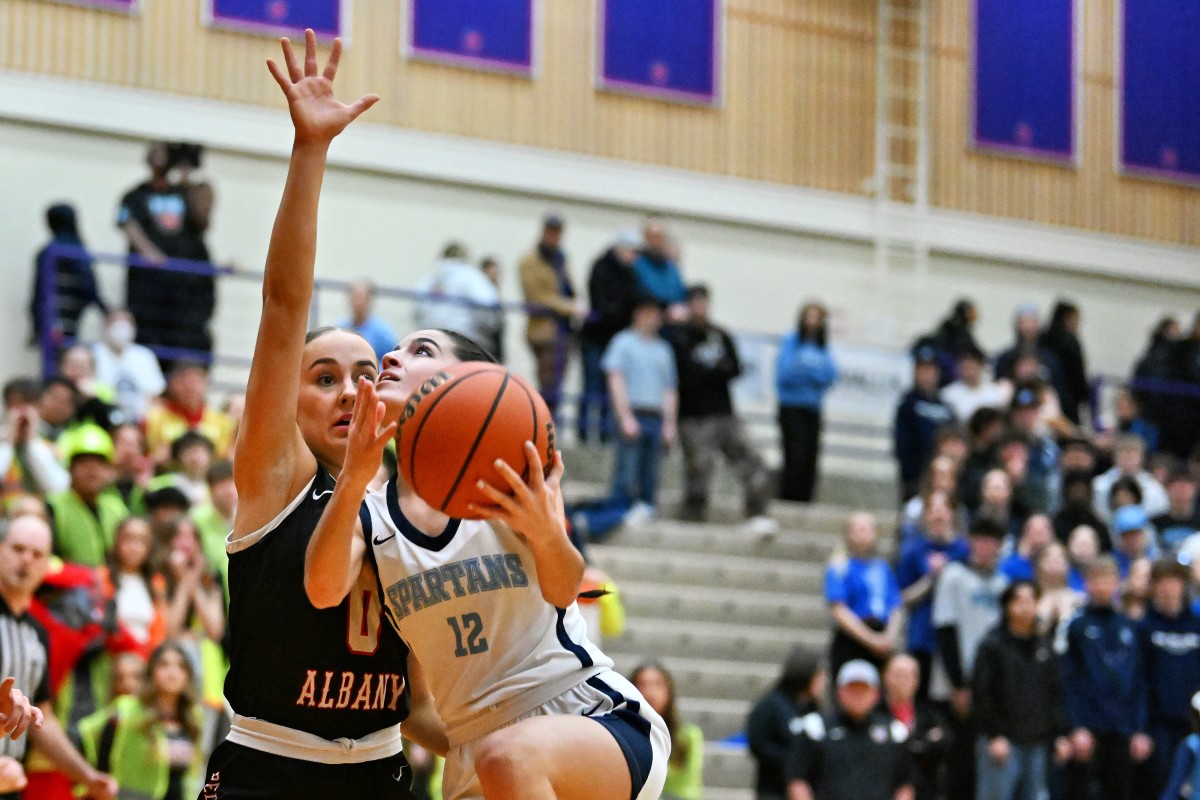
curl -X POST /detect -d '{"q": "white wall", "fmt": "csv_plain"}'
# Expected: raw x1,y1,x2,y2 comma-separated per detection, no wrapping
1,75,1197,404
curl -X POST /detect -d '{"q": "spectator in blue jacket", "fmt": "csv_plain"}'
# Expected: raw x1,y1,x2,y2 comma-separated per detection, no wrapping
824,512,902,675
775,302,838,503
1161,692,1200,800
1139,560,1200,799
1061,555,1152,800
897,490,968,699
894,346,955,501
631,217,687,313
29,203,109,354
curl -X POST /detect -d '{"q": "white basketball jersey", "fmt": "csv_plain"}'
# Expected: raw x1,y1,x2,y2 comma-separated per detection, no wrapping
364,479,612,745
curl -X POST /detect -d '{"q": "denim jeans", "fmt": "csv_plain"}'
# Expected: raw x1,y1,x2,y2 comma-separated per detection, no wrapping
976,738,1047,800
577,338,612,442
610,412,663,507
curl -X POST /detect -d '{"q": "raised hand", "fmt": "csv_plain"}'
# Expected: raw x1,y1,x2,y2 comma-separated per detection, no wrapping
471,442,567,541
267,29,379,145
343,378,396,487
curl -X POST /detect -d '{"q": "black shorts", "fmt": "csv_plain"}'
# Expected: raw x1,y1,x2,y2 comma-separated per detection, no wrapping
198,740,416,800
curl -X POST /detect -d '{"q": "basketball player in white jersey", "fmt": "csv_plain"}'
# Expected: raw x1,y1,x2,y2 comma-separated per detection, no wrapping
305,330,670,800
201,31,443,799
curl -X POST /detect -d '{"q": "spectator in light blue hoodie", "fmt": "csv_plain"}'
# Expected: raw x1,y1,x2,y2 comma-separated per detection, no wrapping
775,302,838,502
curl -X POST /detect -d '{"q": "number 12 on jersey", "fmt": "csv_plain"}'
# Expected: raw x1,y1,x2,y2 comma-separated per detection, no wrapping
447,613,489,657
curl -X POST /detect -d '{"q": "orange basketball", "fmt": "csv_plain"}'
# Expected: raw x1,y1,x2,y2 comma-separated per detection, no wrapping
396,362,556,519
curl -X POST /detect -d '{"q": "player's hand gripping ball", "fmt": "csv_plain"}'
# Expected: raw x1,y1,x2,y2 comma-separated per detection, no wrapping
397,363,556,519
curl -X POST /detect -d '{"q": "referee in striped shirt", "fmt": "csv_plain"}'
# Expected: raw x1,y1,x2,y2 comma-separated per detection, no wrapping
0,514,115,799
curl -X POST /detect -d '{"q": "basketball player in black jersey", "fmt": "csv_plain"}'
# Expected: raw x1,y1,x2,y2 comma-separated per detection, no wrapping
198,31,445,800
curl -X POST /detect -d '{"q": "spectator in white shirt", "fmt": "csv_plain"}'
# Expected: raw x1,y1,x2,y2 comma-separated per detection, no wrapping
940,347,1004,422
412,242,503,354
1092,434,1169,522
92,309,166,425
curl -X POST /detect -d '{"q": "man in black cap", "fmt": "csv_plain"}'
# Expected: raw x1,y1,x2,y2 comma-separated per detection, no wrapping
893,346,955,501
787,659,915,800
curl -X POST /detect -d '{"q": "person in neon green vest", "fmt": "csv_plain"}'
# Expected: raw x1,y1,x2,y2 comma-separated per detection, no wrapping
78,641,204,800
45,425,129,566
188,460,234,599
631,663,705,800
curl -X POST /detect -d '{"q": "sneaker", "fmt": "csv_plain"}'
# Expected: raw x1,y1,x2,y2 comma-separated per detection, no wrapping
623,502,656,529
742,515,780,536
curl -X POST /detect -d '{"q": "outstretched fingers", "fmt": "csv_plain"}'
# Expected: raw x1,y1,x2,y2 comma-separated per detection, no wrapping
280,36,303,83
304,29,319,77
348,94,381,121
323,37,343,81
266,58,292,94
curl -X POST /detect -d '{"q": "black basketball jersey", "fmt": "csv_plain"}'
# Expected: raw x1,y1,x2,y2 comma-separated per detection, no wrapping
224,466,411,740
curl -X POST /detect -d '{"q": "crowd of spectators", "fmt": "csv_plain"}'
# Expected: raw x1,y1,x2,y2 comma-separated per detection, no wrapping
24,140,1200,800
747,299,1200,800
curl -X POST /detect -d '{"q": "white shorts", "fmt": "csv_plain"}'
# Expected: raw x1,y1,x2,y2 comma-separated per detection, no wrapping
442,669,670,800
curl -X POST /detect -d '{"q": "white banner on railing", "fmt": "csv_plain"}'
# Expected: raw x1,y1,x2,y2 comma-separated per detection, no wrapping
731,335,911,426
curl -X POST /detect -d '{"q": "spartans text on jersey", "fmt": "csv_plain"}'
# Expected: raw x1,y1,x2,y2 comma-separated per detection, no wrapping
384,553,529,621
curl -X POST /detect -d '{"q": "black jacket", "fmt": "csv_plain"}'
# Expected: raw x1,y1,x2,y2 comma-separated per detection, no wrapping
664,320,741,418
973,624,1066,743
747,690,814,798
580,248,639,348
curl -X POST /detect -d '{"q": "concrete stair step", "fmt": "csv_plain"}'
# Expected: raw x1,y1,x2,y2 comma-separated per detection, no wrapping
618,580,829,629
589,545,824,594
610,617,826,665
676,696,750,741
564,474,895,536
703,788,755,800
610,652,780,705
597,519,840,562
704,744,756,790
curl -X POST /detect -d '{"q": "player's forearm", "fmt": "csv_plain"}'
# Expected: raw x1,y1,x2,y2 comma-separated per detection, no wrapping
305,478,367,608
263,141,329,308
526,526,585,608
403,692,448,756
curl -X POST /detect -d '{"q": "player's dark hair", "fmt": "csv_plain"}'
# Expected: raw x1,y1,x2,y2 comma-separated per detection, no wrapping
630,662,689,769
436,330,499,364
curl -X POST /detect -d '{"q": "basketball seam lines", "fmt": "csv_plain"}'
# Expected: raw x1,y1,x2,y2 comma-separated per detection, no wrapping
407,370,487,499
440,371,511,513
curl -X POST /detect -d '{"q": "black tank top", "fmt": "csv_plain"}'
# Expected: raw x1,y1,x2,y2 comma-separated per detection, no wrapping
223,466,411,739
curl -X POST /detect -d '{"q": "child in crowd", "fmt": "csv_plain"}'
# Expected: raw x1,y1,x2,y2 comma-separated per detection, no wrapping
78,642,204,800
603,298,678,527
631,663,703,800
106,516,167,658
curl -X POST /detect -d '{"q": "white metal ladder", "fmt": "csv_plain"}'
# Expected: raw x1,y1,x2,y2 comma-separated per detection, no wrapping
873,0,931,280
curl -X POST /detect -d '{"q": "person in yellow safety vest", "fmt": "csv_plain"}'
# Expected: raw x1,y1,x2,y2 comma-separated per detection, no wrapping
78,642,204,800
45,424,128,566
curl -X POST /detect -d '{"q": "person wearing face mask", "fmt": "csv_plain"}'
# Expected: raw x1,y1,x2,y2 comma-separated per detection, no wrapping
92,310,166,426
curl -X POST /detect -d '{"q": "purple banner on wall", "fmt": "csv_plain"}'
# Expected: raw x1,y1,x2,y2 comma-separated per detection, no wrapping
206,0,342,40
408,0,534,76
598,0,720,105
973,0,1075,162
1121,0,1200,183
